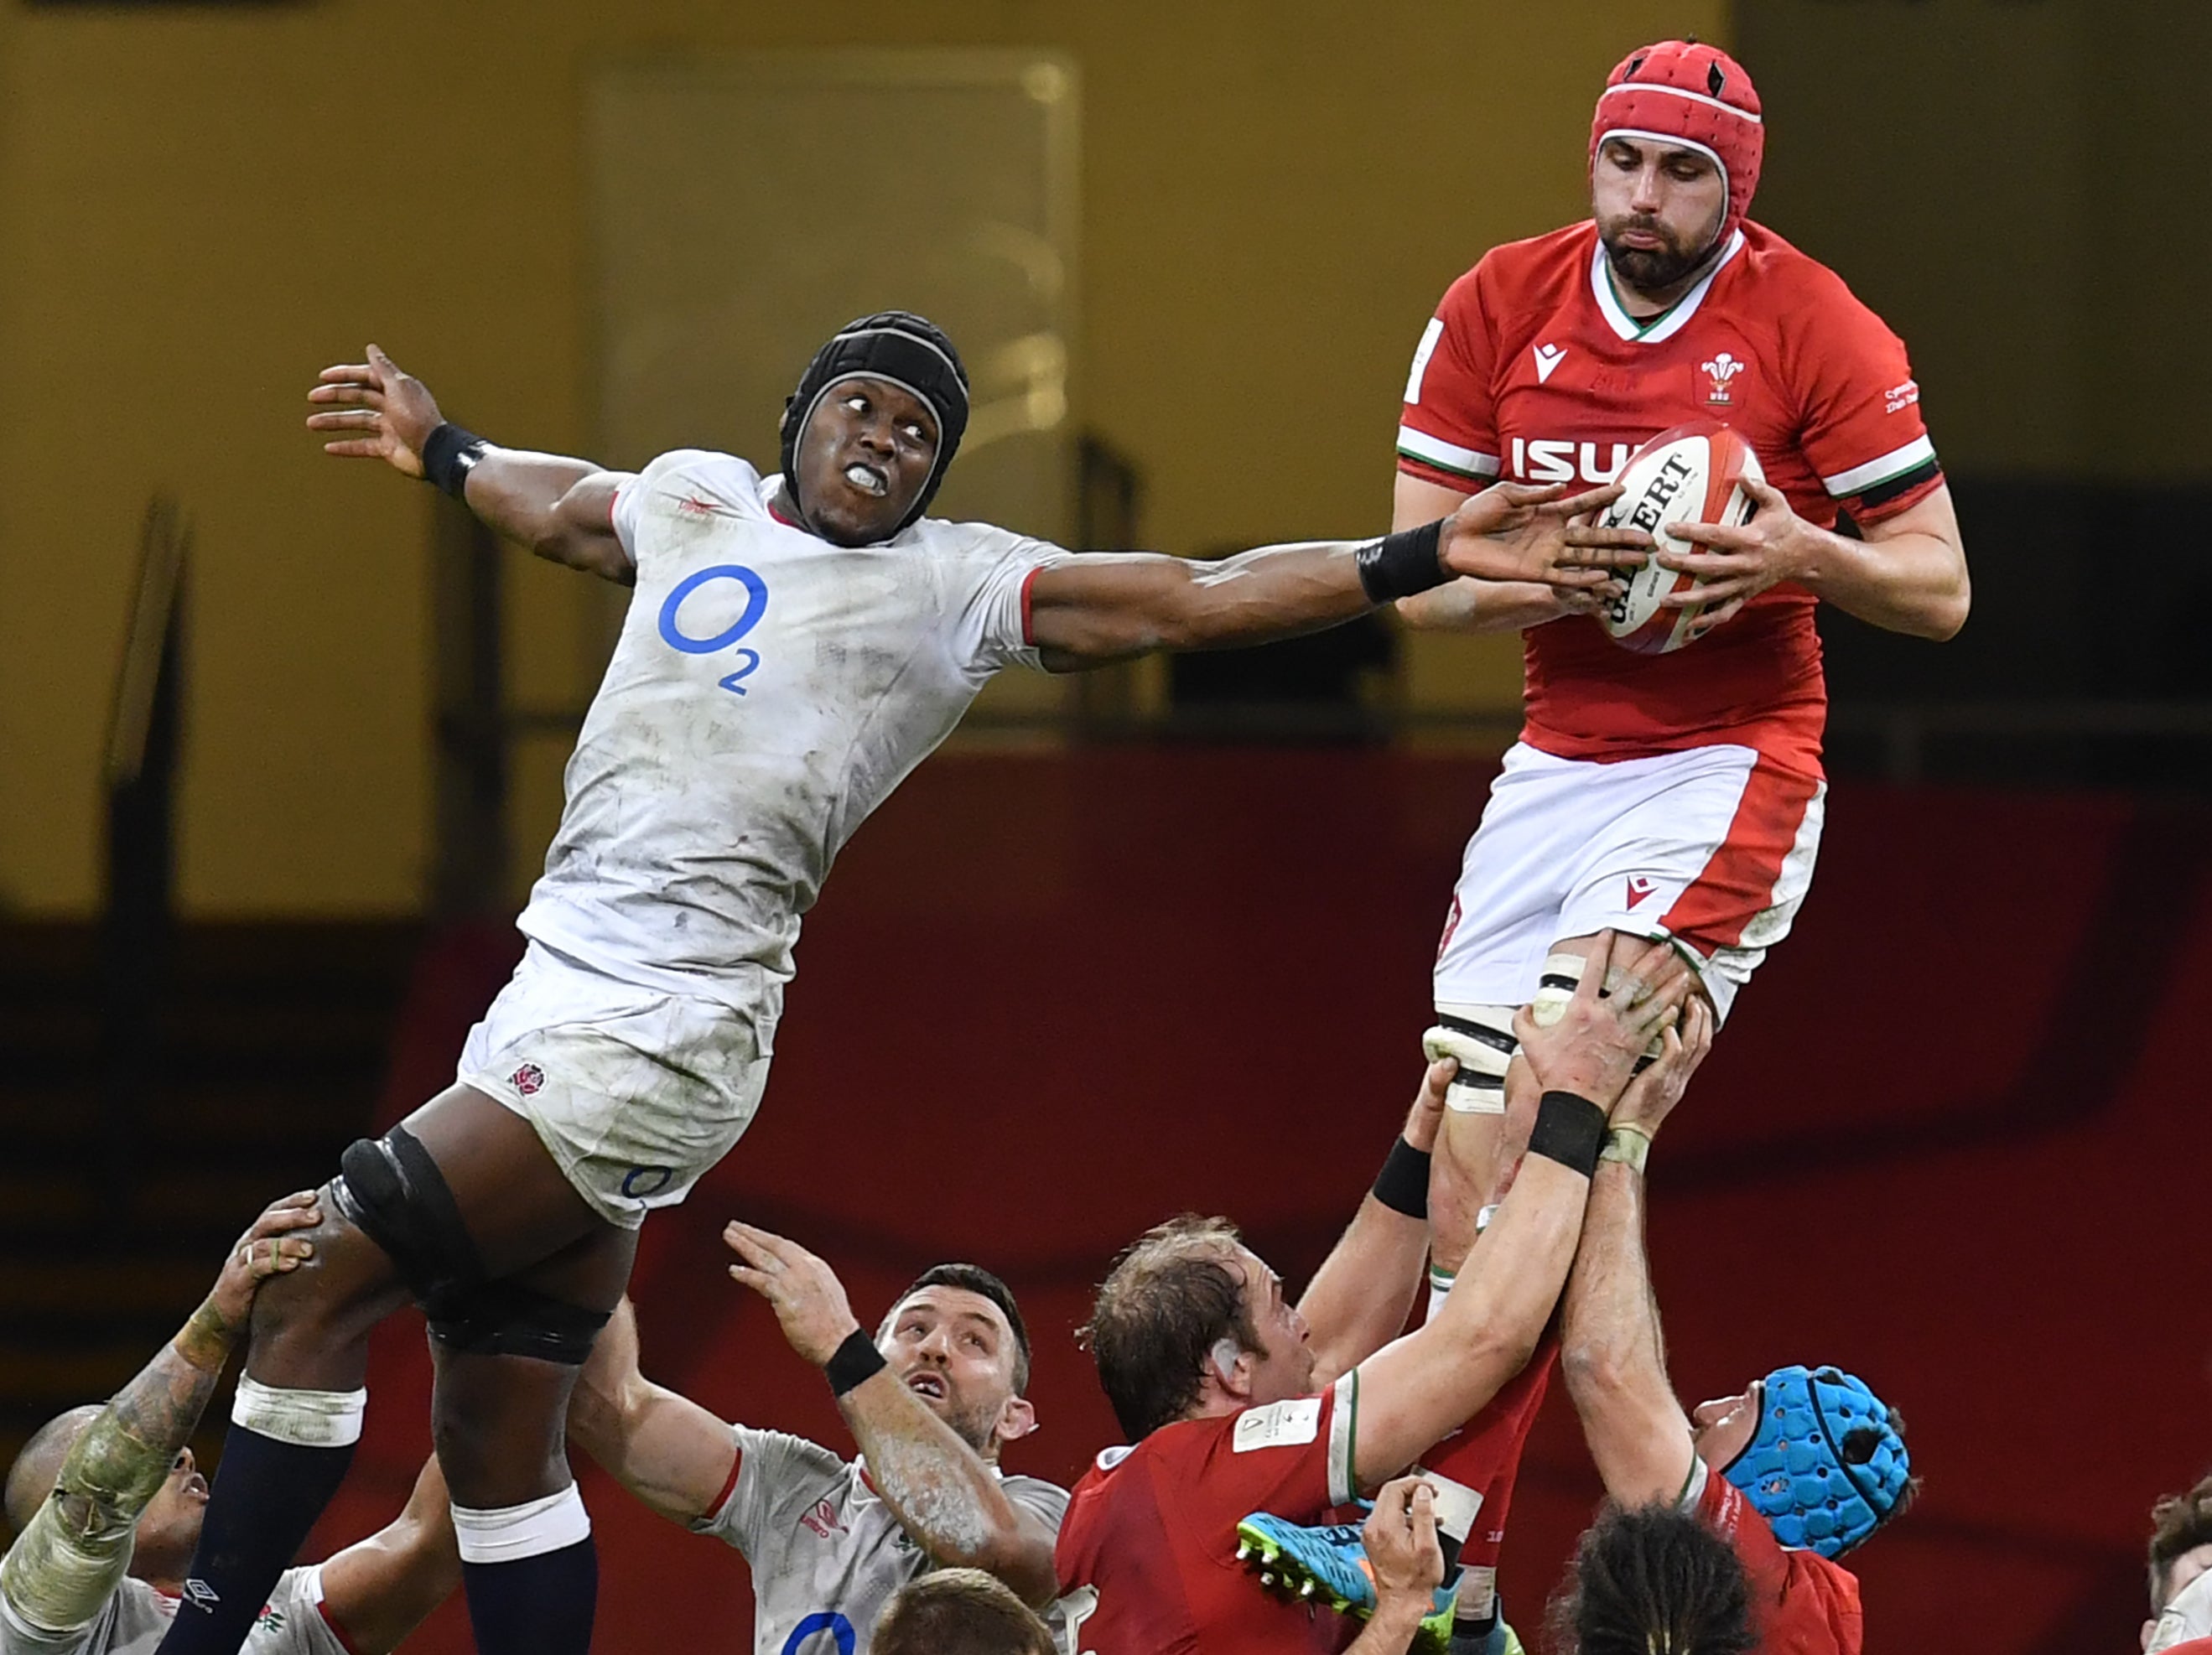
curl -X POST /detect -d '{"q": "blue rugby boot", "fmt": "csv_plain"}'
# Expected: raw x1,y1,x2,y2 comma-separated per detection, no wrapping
1234,1513,1456,1649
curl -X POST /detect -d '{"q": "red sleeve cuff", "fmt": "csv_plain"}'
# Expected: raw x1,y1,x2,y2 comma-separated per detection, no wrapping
1019,564,1043,647
316,1596,367,1655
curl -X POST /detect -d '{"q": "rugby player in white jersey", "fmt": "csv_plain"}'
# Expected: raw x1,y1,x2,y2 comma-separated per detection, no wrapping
570,1233,1061,1655
152,312,1643,1655
1,1196,457,1655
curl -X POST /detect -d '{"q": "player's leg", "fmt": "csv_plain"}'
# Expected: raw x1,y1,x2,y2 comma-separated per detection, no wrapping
1423,744,1587,1301
430,1221,637,1655
157,1084,608,1655
1551,745,1827,1029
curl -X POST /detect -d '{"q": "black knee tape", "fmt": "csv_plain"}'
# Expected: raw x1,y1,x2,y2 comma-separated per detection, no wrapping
332,1125,487,1304
428,1280,610,1365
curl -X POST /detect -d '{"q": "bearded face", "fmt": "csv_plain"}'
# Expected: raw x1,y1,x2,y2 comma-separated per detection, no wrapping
1591,136,1730,297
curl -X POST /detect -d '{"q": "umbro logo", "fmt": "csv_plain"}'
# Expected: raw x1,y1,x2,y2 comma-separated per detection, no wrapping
182,1580,221,1613
1533,344,1568,384
1624,875,1658,910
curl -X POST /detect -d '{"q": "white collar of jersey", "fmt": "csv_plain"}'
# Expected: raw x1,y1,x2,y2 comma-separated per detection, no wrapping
1588,225,1746,345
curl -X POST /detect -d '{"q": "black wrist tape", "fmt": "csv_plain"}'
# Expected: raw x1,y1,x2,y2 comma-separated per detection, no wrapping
421,422,489,500
1355,519,1447,604
1527,1091,1607,1178
1371,1136,1432,1219
824,1329,888,1398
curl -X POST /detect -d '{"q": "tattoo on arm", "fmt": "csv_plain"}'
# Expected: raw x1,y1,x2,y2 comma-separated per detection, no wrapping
1,1297,237,1632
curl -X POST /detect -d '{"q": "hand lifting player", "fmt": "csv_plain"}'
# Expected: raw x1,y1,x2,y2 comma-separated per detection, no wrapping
152,313,1649,1655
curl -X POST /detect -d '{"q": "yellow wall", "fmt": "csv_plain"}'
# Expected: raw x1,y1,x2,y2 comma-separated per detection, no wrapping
0,0,1722,916
1740,0,2212,484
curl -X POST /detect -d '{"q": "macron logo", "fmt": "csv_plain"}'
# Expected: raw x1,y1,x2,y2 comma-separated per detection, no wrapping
1533,344,1567,384
1624,875,1657,910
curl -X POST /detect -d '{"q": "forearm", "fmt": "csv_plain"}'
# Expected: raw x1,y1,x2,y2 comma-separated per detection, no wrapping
1,1300,237,1631
1346,1596,1429,1654
1396,577,1566,634
838,1377,1055,1604
1151,540,1375,651
1799,524,1967,640
1301,1196,1427,1388
1559,1162,1690,1503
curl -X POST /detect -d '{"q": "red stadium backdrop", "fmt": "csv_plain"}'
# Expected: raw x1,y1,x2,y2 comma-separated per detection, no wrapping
306,750,2210,1654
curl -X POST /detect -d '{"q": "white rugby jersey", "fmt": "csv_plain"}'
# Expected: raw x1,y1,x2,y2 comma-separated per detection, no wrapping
0,1569,345,1655
517,451,1067,1025
699,1424,1070,1655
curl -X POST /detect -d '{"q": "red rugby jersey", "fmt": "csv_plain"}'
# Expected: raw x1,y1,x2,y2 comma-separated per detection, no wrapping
1055,1377,1361,1655
1692,1459,1864,1654
1397,220,1942,775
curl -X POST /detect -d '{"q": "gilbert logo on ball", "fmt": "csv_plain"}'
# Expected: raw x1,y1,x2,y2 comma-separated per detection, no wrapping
1597,419,1763,656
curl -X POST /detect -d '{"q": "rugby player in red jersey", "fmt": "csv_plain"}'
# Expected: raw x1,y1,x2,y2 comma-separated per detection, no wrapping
1393,41,1965,1628
1555,999,1913,1655
1054,935,1693,1655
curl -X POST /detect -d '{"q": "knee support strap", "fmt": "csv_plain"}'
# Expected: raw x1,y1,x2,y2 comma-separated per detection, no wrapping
428,1279,610,1366
332,1124,487,1305
1425,1008,1516,1115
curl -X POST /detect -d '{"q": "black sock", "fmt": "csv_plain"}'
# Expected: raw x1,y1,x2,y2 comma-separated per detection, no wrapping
154,1426,356,1655
462,1538,598,1655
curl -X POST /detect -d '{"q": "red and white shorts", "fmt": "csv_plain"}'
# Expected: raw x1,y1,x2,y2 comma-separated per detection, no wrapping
1434,740,1825,1022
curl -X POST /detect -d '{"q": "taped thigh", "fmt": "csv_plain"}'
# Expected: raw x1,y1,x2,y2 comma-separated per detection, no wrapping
330,1124,487,1305
427,1279,610,1366
1425,1006,1518,1115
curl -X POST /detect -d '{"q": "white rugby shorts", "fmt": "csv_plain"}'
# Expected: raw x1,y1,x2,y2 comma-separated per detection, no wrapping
457,942,771,1230
1434,740,1825,1022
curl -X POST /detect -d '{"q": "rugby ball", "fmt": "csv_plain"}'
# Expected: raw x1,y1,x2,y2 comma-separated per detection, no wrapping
1596,421,1763,655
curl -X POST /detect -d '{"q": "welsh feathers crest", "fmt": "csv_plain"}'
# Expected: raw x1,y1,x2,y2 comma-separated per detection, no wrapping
1701,351,1747,404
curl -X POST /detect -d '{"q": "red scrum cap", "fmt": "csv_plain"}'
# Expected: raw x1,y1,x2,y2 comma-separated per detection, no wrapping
1590,40,1764,247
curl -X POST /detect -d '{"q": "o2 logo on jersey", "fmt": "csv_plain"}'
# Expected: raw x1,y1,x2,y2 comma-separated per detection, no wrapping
657,563,769,696
780,1612,854,1655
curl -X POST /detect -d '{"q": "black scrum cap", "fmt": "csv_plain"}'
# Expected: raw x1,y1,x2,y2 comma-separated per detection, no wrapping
778,312,971,535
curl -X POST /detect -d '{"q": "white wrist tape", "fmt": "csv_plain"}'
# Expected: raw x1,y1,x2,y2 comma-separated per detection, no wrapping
1425,1265,1453,1326
452,1484,592,1564
231,1377,367,1448
1414,1471,1483,1545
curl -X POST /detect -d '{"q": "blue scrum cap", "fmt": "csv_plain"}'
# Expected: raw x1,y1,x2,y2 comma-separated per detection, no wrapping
1722,1364,1910,1558
777,311,970,535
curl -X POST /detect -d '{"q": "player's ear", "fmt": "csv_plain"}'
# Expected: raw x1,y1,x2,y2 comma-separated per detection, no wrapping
996,1395,1038,1444
1209,1336,1254,1400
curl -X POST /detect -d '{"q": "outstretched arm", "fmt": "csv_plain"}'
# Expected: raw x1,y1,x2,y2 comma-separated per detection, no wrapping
1558,1001,1715,1507
1389,471,1590,635
565,1298,740,1527
1299,1061,1451,1388
314,1456,460,1655
0,1196,319,1634
1340,937,1694,1489
1025,480,1635,667
724,1225,1059,1608
306,345,635,584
